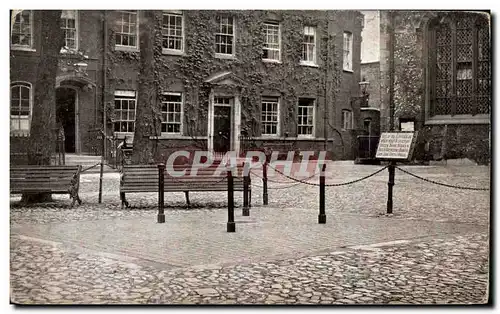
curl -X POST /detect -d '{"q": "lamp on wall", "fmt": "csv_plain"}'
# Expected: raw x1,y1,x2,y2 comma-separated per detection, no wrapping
358,77,370,97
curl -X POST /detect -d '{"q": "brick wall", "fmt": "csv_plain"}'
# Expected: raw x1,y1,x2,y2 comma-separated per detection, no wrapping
105,10,364,161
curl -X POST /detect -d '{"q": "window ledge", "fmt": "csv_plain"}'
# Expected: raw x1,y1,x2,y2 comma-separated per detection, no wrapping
215,53,237,60
297,135,316,139
263,59,282,64
10,132,30,138
115,46,139,53
425,115,490,125
11,46,36,52
114,132,135,139
299,61,319,68
343,69,354,73
150,135,208,140
250,136,326,142
162,49,185,56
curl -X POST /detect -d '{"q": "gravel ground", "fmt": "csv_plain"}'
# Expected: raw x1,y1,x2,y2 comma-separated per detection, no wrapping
10,232,489,305
10,162,490,305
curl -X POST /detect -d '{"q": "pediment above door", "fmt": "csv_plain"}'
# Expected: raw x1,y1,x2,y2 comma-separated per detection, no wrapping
204,71,247,88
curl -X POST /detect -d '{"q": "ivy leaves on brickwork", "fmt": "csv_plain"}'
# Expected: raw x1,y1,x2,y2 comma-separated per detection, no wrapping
105,10,349,139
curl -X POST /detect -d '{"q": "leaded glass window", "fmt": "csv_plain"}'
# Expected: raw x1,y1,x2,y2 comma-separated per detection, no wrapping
430,13,490,118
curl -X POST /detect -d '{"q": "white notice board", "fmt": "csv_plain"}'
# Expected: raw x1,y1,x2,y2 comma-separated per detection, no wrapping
376,132,416,160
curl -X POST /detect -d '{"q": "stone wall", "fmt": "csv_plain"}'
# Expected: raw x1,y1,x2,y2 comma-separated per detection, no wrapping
378,11,491,164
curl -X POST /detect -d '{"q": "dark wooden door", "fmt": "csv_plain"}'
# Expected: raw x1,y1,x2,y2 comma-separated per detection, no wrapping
213,106,231,153
56,88,76,153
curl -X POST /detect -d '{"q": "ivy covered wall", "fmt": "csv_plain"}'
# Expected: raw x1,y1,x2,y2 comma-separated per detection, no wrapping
104,10,364,160
379,11,490,164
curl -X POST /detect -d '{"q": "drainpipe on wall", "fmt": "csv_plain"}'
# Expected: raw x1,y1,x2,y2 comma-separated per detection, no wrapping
323,18,332,153
102,10,108,160
388,10,395,132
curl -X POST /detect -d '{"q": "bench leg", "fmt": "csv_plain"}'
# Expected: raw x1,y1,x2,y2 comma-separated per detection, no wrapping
184,191,190,207
120,192,129,209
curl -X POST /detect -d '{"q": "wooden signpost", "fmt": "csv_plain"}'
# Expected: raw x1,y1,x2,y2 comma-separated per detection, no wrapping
376,132,418,214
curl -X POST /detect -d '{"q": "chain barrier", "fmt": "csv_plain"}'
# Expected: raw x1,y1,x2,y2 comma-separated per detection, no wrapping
81,162,102,173
396,166,489,191
249,168,318,184
251,180,302,190
267,163,389,187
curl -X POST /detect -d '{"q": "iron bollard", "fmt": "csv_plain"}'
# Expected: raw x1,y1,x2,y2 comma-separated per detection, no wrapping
243,172,250,216
157,163,166,223
98,131,105,204
387,161,396,214
227,169,236,232
263,160,269,205
318,163,326,224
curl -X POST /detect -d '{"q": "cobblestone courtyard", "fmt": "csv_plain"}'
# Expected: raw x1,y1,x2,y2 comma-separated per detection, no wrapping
10,162,491,305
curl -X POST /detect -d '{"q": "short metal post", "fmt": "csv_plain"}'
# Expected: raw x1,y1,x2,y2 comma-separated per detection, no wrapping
98,136,104,204
157,163,166,223
387,161,396,214
243,173,250,216
62,142,65,165
227,170,235,232
263,160,269,205
318,164,326,224
98,162,104,203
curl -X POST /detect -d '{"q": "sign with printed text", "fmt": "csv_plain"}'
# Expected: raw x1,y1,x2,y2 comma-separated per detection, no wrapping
376,132,416,160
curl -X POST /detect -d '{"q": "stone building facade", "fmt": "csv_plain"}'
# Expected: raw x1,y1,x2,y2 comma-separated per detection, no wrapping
10,10,366,163
378,11,491,163
10,10,105,158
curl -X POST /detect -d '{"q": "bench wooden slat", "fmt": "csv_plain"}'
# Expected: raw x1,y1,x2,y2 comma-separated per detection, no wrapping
10,165,81,206
11,190,74,194
120,164,250,206
11,178,74,182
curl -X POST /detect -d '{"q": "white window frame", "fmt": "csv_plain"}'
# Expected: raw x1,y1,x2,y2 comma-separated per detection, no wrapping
11,10,34,51
162,11,184,55
261,96,280,137
343,32,353,72
300,26,317,66
263,22,281,62
342,109,353,130
115,10,139,51
60,10,78,52
297,98,315,138
10,81,33,136
161,92,184,135
113,90,137,134
215,15,236,58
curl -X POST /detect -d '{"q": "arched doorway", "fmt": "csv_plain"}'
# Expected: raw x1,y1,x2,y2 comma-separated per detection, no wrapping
56,87,77,153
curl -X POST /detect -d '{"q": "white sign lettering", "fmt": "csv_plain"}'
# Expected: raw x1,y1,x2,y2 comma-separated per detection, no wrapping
376,132,415,159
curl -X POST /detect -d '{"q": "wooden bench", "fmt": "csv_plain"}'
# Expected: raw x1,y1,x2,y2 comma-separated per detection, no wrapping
10,165,82,207
120,163,251,209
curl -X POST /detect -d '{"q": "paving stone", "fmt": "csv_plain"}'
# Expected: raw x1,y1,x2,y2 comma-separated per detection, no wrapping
9,165,490,305
195,288,219,297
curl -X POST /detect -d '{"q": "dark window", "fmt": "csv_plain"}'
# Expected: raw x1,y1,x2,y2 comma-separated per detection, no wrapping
430,13,490,117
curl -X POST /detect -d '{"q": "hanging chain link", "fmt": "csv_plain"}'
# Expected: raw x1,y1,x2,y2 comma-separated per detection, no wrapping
266,164,389,187
250,180,302,190
396,166,490,191
250,168,318,184
81,162,102,173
